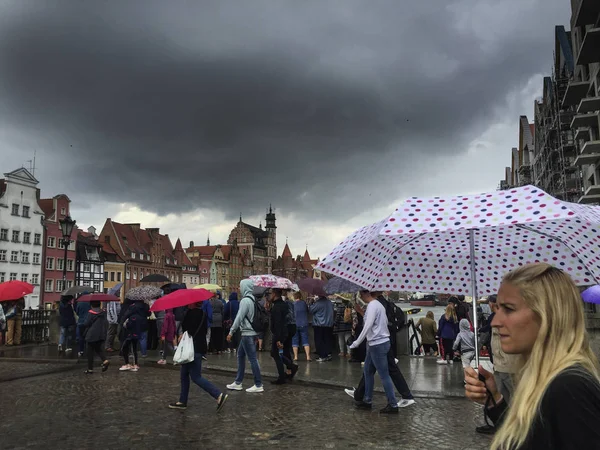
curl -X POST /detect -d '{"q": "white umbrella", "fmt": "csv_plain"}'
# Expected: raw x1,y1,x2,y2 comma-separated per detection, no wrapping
318,185,600,365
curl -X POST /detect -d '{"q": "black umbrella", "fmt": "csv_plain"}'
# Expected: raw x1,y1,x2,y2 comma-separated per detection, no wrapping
140,274,170,283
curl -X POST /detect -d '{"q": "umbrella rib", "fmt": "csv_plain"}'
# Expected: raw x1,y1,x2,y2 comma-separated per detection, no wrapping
514,224,600,285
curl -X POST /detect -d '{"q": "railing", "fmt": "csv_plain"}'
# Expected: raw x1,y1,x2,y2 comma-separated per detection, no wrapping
407,319,422,355
21,309,52,343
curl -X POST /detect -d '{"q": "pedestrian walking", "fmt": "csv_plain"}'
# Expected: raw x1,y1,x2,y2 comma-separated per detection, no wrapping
120,300,146,372
292,292,311,362
137,301,151,357
349,290,399,414
226,279,264,393
58,296,76,353
158,309,177,365
223,292,240,352
437,302,459,365
168,301,228,412
76,299,90,356
334,297,353,358
82,301,109,374
453,318,476,370
209,294,225,354
465,263,600,449
416,311,438,356
105,300,121,352
269,288,298,384
310,295,334,362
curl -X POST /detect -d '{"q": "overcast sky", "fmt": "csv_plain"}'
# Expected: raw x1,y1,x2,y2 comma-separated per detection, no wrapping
0,0,570,258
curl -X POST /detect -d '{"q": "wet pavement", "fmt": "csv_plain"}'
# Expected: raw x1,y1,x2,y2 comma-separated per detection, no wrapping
0,344,493,398
0,360,492,450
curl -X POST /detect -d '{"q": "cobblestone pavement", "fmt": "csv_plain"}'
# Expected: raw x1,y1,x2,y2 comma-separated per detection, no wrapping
0,360,75,382
0,362,491,450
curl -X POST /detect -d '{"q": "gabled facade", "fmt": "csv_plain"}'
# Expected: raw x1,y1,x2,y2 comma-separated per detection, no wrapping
174,238,200,287
0,168,45,308
75,230,104,294
272,244,322,282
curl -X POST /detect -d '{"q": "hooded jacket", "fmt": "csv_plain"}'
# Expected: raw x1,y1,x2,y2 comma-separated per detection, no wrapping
453,318,475,352
310,297,334,327
83,308,108,343
229,279,257,337
224,292,239,323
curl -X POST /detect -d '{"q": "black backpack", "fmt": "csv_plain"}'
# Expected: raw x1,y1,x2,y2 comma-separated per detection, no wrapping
378,296,405,332
251,298,270,334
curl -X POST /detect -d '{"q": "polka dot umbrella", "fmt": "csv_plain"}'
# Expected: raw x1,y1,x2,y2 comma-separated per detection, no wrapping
317,185,600,366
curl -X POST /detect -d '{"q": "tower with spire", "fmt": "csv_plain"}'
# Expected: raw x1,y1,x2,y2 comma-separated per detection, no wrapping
265,205,277,274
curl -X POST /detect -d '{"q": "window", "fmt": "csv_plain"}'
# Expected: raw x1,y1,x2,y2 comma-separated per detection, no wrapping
33,253,40,264
22,252,29,264
10,272,17,281
56,280,65,292
10,251,18,263
139,254,142,260
203,269,207,274
60,207,66,215
66,280,73,289
22,232,31,244
0,272,4,282
110,272,115,282
67,260,74,271
104,271,109,281
93,281,101,292
166,258,170,264
31,274,39,285
174,259,177,265
57,258,64,271
131,252,135,259
117,272,122,282
34,233,41,245
126,271,130,280
21,273,28,283
0,250,6,262
11,204,19,215
83,263,91,272
12,231,20,243
0,229,7,241
45,279,53,292
22,206,30,218
146,255,150,261
133,270,137,280
47,236,56,248
46,257,54,270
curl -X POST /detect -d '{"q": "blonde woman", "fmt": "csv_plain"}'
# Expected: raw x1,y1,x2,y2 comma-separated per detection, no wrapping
465,263,600,449
436,301,458,365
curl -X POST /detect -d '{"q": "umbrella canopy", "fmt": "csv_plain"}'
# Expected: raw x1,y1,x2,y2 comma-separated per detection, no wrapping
107,283,124,296
324,277,365,295
249,275,296,290
77,293,121,302
126,285,162,302
140,274,170,283
582,285,600,305
193,283,222,292
150,288,213,312
296,278,327,297
61,286,92,296
0,281,34,302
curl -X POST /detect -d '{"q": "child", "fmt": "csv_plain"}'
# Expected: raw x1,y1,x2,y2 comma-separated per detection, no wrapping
158,309,177,365
453,318,476,369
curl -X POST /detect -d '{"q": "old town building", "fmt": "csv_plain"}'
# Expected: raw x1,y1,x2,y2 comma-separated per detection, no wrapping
174,238,200,287
272,243,322,282
0,168,45,308
75,229,105,294
101,239,126,300
98,220,182,293
39,194,78,306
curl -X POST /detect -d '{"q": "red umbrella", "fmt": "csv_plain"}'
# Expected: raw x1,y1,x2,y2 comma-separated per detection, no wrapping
150,288,212,312
296,278,327,297
76,293,121,302
0,281,34,302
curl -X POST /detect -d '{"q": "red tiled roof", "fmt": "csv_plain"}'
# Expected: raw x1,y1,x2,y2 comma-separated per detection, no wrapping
303,249,311,261
160,234,175,259
188,246,217,257
220,245,232,260
101,241,117,255
39,198,55,219
111,221,146,254
282,244,293,258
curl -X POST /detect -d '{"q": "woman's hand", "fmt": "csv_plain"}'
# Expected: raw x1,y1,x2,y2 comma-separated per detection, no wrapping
465,365,501,406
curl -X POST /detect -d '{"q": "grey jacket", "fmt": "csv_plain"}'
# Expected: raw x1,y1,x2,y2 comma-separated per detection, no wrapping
229,279,257,337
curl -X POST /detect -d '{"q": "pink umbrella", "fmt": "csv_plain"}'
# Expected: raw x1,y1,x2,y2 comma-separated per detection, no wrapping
249,274,296,290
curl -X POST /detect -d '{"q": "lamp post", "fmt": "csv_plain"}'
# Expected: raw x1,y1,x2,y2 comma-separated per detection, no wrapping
59,215,76,292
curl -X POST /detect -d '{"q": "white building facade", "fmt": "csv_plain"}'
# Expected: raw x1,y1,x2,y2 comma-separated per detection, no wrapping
0,168,45,308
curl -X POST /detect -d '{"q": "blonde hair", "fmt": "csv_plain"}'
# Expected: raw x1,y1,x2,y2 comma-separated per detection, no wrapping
426,311,434,320
491,263,600,450
444,304,457,322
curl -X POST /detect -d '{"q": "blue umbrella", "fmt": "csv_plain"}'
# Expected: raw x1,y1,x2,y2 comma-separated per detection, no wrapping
108,283,123,297
324,277,365,295
582,285,600,305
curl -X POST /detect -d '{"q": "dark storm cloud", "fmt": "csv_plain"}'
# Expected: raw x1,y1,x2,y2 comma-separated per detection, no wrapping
0,0,568,220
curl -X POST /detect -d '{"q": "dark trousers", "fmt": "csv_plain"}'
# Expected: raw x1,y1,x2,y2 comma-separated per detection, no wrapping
87,341,107,371
148,320,159,350
441,338,454,361
209,327,224,352
271,336,294,380
354,334,413,400
122,339,139,365
314,326,333,358
76,324,87,353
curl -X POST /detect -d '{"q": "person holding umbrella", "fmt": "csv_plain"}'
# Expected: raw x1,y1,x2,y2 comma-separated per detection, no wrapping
4,298,24,346
58,295,76,353
268,288,298,384
82,301,109,374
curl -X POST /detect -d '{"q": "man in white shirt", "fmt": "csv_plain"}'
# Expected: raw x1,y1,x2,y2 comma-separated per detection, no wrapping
349,290,399,414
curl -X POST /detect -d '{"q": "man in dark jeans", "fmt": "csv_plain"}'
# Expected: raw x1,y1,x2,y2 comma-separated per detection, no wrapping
346,293,415,408
268,289,298,384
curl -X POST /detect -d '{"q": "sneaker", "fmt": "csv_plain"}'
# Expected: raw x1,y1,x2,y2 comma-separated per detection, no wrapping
449,360,454,365
168,402,187,410
399,399,416,408
344,388,355,399
476,425,496,435
380,404,399,414
246,385,264,393
227,382,243,391
202,356,208,361
436,360,448,365
119,365,132,371
130,365,139,372
157,359,167,365
58,345,63,352
316,357,328,362
394,358,399,364
216,394,228,413
354,401,372,410
78,352,84,357
65,348,72,353
361,361,365,367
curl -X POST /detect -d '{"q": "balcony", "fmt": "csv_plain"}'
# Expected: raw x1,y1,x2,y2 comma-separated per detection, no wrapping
572,0,600,27
579,185,600,204
575,127,591,141
578,96,600,114
577,27,600,66
574,141,600,165
563,80,591,107
571,111,599,129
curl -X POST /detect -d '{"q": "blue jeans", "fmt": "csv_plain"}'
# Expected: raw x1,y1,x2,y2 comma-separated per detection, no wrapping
363,341,398,407
76,324,86,353
292,326,309,348
235,335,262,387
139,331,148,356
179,353,221,404
59,325,75,348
